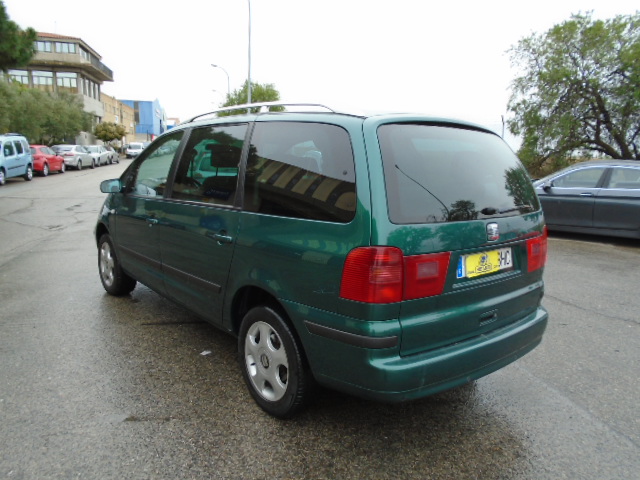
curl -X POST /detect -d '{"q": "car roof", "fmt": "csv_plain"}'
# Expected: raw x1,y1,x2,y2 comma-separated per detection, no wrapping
171,102,495,139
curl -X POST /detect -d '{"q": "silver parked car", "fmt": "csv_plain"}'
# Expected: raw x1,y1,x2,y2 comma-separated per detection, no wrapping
105,146,119,164
86,145,111,166
533,159,640,239
52,144,95,170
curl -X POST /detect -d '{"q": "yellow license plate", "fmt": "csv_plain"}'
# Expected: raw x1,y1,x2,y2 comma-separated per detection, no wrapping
457,248,512,279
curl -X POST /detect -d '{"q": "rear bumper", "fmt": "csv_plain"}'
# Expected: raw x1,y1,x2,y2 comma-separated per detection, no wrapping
296,304,548,402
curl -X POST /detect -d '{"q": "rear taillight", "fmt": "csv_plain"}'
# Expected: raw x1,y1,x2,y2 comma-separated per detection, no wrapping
526,227,548,272
340,247,451,303
340,247,404,303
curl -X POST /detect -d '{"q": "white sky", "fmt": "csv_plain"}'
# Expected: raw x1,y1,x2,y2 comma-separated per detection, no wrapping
5,0,639,140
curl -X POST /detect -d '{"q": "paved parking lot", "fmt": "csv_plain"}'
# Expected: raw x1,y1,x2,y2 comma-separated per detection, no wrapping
1,164,638,479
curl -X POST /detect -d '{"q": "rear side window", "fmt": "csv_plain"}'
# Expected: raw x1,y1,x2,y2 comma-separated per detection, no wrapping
244,122,356,223
553,167,606,188
607,167,640,189
378,124,539,224
171,124,247,206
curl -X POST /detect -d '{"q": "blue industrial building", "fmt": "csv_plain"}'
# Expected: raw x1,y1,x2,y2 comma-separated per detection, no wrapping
119,99,167,141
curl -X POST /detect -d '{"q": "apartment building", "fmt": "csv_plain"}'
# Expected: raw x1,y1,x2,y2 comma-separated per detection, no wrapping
5,32,145,145
7,33,112,124
101,92,136,146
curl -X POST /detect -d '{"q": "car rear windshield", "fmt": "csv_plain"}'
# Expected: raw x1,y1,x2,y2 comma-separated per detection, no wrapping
378,123,539,224
54,146,72,152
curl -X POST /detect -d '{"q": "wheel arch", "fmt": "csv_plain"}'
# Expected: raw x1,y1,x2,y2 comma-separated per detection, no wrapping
95,222,110,246
230,286,282,337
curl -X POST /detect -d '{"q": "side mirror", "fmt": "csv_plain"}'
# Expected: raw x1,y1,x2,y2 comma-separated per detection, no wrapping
542,181,553,193
100,179,123,193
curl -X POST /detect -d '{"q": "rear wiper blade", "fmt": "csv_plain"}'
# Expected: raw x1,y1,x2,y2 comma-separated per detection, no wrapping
481,204,533,215
499,204,534,214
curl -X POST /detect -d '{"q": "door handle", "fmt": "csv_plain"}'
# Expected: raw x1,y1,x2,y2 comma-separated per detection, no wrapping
579,193,594,197
206,231,233,244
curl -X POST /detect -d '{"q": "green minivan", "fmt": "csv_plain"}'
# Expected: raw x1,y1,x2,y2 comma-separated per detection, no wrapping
95,103,548,417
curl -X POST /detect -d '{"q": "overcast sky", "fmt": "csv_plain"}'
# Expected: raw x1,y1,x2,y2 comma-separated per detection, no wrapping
5,0,638,139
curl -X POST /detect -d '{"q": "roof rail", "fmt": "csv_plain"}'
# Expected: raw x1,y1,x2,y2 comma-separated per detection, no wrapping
184,102,334,123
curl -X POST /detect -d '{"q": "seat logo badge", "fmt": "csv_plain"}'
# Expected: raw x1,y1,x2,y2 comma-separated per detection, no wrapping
487,223,499,241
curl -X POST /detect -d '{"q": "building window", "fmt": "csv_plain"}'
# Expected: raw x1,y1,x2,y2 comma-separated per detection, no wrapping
35,41,52,52
55,42,77,54
56,72,78,93
7,70,29,84
80,48,90,62
32,70,54,91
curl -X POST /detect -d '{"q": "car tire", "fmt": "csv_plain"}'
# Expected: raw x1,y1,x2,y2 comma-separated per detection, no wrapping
24,165,33,181
77,160,82,171
238,306,314,418
42,163,49,176
0,168,5,186
91,159,96,169
98,234,136,296
59,163,65,174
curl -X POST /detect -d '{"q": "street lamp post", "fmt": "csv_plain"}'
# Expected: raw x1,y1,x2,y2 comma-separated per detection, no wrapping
247,0,252,105
211,64,230,100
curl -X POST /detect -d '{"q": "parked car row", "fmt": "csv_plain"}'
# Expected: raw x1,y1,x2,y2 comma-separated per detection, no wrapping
0,132,125,186
52,144,119,171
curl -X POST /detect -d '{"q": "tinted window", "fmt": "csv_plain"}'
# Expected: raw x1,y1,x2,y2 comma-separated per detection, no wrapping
171,124,247,206
378,124,539,224
124,131,184,197
14,141,23,155
244,122,356,223
552,167,606,188
608,167,640,189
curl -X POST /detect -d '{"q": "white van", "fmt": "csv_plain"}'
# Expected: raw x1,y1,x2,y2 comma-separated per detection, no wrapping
125,142,144,159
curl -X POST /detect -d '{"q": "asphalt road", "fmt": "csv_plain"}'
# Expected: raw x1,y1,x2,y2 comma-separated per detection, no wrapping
1,162,638,479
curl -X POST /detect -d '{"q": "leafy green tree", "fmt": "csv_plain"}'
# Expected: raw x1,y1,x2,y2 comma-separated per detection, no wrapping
508,12,640,172
95,121,127,143
0,0,37,72
218,80,284,115
0,82,91,143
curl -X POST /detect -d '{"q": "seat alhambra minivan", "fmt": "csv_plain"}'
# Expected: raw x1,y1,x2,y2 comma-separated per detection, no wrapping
95,103,548,417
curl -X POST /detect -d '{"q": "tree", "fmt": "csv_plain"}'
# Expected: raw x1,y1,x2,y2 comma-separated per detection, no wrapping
507,12,640,172
0,0,37,72
0,82,91,143
95,122,127,143
218,80,284,115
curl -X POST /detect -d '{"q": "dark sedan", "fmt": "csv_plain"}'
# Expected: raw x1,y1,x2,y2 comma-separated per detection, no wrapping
534,159,640,239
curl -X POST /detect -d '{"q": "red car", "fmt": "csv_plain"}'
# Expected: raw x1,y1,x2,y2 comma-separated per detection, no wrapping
30,145,66,176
